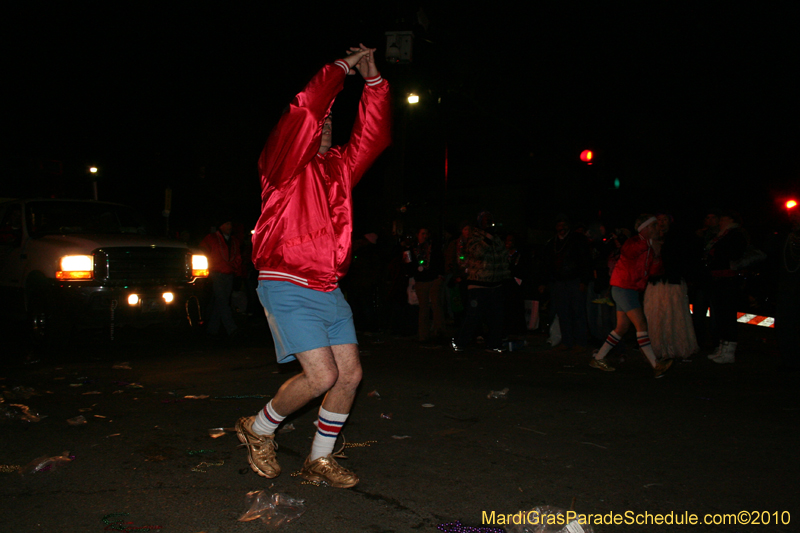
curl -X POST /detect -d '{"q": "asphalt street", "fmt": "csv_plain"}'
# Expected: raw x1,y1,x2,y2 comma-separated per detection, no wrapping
1,318,798,533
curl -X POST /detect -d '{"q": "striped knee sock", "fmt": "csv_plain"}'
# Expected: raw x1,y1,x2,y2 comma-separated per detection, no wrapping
637,331,657,367
252,400,285,436
309,407,348,461
595,331,622,360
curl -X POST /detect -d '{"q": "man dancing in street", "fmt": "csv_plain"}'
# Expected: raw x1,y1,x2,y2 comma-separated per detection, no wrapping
236,44,391,488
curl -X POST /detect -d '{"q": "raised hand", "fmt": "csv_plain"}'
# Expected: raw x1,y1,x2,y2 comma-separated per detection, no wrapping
346,44,379,79
343,47,371,75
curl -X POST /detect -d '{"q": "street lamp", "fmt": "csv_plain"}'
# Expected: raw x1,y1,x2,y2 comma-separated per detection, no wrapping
88,166,99,200
407,93,419,104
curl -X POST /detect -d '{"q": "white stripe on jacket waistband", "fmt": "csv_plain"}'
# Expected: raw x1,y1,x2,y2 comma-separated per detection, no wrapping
258,271,310,286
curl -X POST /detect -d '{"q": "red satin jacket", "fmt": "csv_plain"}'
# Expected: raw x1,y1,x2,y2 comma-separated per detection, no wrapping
610,234,663,291
252,61,391,291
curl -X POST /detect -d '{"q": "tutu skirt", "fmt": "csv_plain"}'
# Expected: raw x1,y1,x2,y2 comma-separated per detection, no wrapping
643,280,699,359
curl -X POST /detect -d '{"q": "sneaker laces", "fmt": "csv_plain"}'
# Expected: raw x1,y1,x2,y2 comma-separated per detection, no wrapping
315,451,356,479
238,434,278,455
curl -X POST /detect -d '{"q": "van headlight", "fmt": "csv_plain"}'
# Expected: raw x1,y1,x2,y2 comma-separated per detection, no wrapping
56,255,93,280
192,254,209,278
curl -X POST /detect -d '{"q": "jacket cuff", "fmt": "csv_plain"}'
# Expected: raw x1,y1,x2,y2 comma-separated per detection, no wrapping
334,60,350,75
364,75,384,87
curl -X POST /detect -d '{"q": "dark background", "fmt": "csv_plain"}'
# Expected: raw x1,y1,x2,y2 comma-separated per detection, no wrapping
5,2,799,240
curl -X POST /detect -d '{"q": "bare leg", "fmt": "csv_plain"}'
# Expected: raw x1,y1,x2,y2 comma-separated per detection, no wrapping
614,310,632,336
270,343,362,417
627,307,649,332
296,343,361,464
270,346,340,416
321,343,362,413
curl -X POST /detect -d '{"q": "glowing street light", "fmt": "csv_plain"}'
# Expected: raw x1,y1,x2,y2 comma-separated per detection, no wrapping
88,165,100,200
407,93,419,104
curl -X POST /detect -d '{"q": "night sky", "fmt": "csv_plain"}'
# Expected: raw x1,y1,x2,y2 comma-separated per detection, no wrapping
6,3,798,240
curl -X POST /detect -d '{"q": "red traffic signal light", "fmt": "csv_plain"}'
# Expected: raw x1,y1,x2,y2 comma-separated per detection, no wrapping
580,149,593,165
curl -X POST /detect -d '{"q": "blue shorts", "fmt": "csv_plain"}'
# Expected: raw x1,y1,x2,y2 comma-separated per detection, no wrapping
257,280,358,363
611,286,642,312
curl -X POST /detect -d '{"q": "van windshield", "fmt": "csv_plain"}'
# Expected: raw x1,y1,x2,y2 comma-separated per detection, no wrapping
26,201,148,237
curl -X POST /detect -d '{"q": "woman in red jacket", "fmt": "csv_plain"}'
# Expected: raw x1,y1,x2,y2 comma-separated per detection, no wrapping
590,214,673,378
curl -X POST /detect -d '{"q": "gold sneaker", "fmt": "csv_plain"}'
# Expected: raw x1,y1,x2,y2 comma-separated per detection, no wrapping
236,416,280,478
589,358,615,372
654,359,673,378
299,454,359,488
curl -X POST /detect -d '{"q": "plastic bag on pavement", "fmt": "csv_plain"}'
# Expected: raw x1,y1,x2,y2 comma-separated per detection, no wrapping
505,506,594,533
19,451,73,475
238,491,306,528
67,415,88,426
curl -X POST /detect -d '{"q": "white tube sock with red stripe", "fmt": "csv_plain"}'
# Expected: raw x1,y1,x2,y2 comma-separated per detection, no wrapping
594,330,622,360
637,331,658,367
309,407,348,461
252,400,285,436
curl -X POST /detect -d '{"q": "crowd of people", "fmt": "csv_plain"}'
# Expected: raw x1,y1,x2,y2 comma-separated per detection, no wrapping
332,206,788,377
199,204,795,379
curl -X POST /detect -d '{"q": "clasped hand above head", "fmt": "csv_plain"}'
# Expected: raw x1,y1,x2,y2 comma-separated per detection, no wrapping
343,43,379,79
